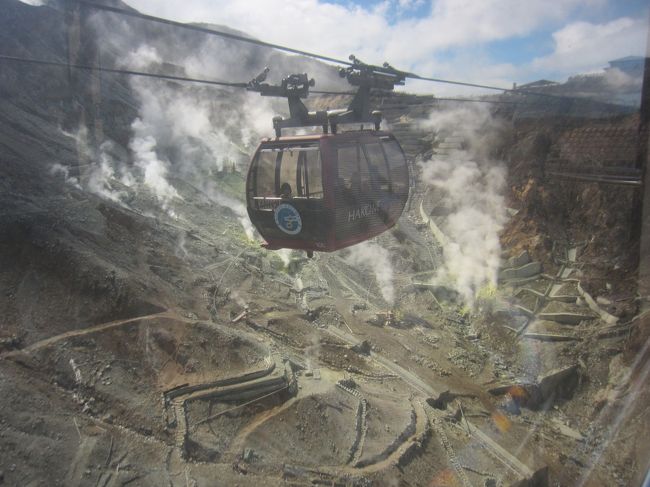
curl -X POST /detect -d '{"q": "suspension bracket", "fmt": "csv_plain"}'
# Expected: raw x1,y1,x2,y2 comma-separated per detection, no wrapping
248,56,405,136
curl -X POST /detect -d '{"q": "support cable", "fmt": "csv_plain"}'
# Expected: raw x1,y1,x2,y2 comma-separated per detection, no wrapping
72,0,354,67
67,0,602,102
0,53,541,109
0,53,248,88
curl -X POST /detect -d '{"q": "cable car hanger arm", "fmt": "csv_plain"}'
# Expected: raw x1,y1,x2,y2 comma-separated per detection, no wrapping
247,68,328,136
247,55,405,136
331,55,405,133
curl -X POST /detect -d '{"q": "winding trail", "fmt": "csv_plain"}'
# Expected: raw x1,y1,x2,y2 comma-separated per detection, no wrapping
0,285,538,482
0,310,174,359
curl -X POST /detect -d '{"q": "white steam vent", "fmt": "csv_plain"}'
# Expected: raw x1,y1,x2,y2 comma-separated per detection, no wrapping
419,105,507,307
345,241,395,306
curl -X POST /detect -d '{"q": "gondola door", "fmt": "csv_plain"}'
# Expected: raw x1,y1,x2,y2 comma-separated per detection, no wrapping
247,141,331,251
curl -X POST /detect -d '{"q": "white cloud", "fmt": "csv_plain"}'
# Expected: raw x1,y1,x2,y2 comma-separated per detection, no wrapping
396,0,426,11
385,0,606,59
127,0,390,64
127,0,602,63
531,17,647,76
121,0,643,94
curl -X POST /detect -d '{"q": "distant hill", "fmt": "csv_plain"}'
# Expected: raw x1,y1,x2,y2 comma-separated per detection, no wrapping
513,64,643,109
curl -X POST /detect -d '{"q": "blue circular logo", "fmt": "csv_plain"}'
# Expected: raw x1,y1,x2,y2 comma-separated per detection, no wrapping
274,203,302,235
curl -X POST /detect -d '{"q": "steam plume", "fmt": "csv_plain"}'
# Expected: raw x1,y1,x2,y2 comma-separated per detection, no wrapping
345,241,395,305
129,118,181,207
419,105,507,307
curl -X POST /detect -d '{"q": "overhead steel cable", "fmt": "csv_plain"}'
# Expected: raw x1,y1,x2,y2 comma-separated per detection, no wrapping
0,53,367,99
432,96,519,104
71,0,354,67
310,90,356,95
0,53,579,110
0,53,249,88
403,72,552,98
378,96,521,106
311,92,523,105
67,0,598,103
0,54,531,107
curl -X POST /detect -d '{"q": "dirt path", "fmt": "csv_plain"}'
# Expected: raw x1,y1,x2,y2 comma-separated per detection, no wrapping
0,275,536,483
0,310,174,359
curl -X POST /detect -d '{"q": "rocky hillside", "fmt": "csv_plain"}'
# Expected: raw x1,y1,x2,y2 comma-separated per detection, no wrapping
1,1,648,487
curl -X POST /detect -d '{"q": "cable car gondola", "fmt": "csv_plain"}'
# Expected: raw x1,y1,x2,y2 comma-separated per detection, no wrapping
246,57,410,256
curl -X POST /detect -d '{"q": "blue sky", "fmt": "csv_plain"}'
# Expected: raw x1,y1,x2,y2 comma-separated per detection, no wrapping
372,0,648,82
111,0,650,94
466,0,647,68
330,0,648,24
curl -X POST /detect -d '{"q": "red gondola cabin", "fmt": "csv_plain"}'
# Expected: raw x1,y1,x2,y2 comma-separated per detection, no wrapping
246,130,409,253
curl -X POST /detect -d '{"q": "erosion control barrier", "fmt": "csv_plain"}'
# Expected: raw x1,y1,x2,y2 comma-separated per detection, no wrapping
164,356,276,400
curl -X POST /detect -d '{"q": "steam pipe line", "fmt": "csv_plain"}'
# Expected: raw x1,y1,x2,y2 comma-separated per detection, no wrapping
65,0,606,103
